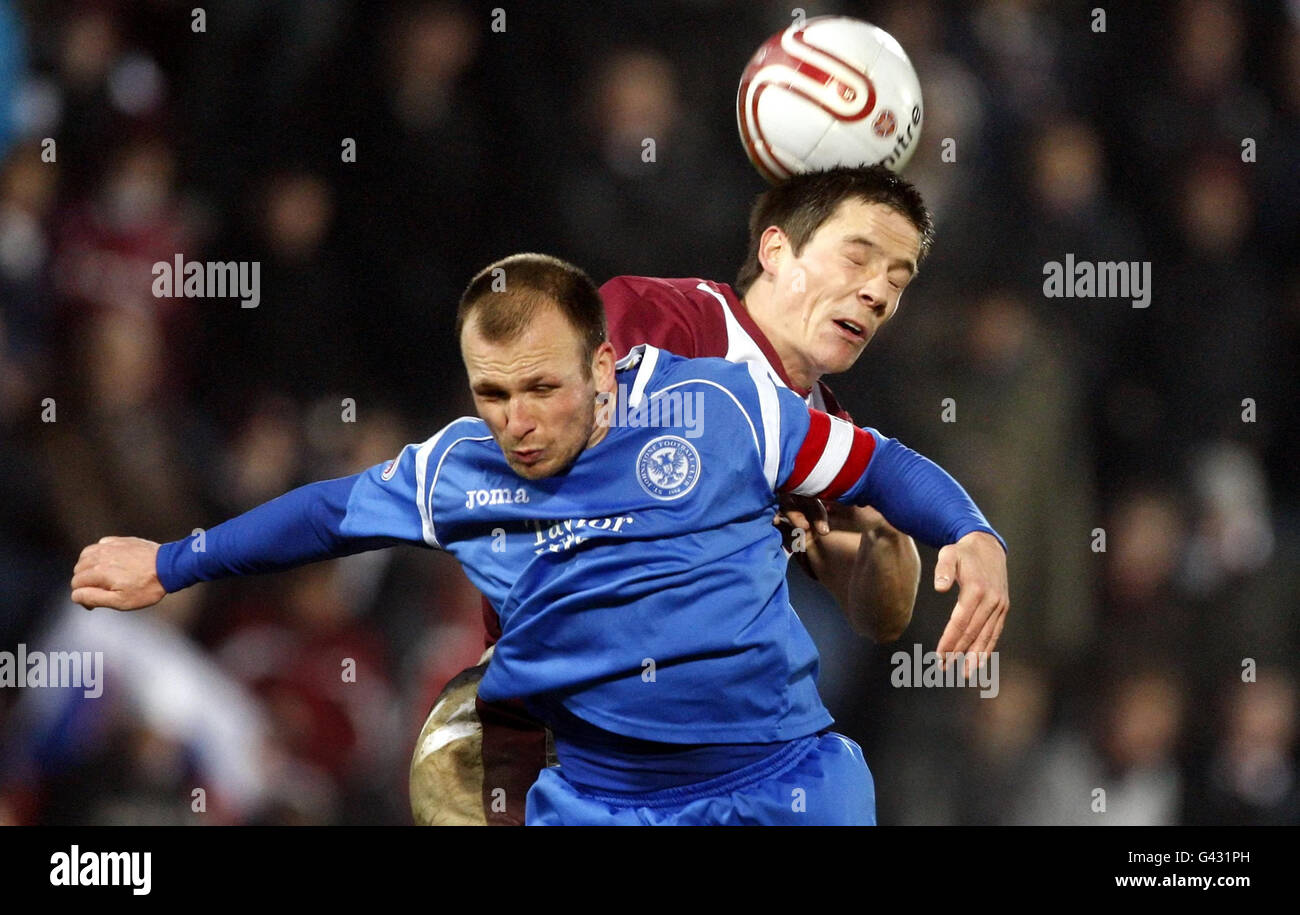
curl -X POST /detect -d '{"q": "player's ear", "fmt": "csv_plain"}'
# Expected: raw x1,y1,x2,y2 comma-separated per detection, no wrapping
591,341,617,393
757,225,787,278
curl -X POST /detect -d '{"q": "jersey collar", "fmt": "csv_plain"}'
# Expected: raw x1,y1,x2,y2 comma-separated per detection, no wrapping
708,282,812,398
615,343,661,409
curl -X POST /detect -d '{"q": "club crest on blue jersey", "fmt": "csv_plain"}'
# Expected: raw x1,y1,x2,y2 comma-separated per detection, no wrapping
636,436,701,500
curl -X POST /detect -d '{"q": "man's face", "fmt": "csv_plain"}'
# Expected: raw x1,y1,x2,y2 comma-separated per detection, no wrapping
762,199,921,380
461,304,615,480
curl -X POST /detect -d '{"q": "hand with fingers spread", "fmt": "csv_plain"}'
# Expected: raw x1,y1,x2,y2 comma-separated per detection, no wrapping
70,536,166,611
933,531,1009,678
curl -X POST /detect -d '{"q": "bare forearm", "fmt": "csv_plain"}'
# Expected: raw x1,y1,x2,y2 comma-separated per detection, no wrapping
806,523,920,642
851,525,920,641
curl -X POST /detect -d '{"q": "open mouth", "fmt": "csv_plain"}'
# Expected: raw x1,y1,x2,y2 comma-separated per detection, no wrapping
833,318,866,340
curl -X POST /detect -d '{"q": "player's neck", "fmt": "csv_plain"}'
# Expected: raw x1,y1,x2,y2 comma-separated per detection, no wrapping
742,283,821,392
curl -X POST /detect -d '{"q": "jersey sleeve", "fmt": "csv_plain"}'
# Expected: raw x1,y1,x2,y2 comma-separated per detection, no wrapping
155,430,447,593
600,276,728,358
754,376,1005,551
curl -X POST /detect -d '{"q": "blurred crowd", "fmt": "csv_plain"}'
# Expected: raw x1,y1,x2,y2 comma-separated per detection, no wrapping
0,0,1296,825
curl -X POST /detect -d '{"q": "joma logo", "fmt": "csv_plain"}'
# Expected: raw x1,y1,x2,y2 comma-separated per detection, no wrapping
465,487,530,510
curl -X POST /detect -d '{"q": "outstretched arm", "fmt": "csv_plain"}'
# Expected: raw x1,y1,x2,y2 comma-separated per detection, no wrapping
69,474,401,611
70,432,439,612
777,408,1009,674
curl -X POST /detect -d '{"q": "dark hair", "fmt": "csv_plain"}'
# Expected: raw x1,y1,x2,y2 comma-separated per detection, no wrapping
457,253,608,373
734,165,935,295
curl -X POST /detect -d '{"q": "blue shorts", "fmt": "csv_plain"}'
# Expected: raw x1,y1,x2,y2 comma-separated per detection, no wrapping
525,732,875,825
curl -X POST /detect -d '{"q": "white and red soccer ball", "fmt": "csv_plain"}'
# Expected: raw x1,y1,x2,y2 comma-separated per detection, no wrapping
737,16,924,182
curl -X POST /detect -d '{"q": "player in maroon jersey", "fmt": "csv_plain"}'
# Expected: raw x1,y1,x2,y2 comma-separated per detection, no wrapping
412,166,968,826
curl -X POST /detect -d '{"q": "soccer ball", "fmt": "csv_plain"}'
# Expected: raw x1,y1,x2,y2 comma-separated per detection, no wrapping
737,16,923,183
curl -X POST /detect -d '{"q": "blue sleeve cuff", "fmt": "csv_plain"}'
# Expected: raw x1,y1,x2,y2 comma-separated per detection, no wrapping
156,538,192,593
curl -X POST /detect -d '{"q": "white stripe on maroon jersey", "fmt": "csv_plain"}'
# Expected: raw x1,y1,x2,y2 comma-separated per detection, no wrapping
697,283,778,387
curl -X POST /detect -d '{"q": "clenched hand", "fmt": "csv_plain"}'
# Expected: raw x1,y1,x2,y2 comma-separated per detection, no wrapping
71,536,166,611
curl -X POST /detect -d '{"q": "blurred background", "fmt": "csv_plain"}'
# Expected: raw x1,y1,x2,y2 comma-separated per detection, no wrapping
0,0,1296,825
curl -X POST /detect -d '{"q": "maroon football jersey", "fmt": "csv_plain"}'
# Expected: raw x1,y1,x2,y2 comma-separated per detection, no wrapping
601,276,852,421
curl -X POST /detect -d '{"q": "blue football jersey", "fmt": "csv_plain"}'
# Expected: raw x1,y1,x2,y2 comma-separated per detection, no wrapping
156,344,1002,746
344,345,833,743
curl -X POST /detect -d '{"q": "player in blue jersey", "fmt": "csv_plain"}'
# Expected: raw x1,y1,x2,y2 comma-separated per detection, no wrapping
419,165,935,825
71,253,1008,825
